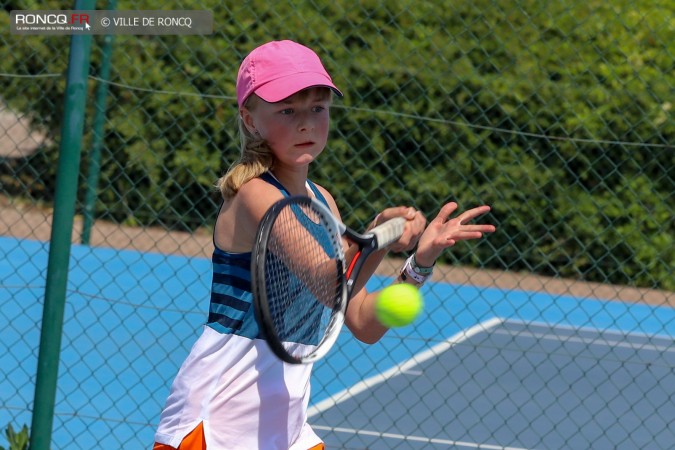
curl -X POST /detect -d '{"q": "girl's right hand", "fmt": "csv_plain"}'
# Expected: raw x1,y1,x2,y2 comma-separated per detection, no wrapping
370,206,427,253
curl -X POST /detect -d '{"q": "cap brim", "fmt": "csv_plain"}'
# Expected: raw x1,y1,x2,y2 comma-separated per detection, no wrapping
254,72,343,103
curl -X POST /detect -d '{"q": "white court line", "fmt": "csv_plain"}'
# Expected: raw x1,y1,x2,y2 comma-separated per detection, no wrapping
501,317,674,340
497,318,675,354
308,316,504,417
311,424,530,450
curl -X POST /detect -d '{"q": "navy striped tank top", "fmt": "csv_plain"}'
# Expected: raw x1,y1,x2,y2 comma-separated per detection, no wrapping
206,172,329,339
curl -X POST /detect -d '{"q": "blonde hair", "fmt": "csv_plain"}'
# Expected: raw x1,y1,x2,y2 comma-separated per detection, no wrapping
215,88,333,199
216,95,273,199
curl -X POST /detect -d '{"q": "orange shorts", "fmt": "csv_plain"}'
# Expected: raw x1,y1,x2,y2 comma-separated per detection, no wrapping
153,422,325,450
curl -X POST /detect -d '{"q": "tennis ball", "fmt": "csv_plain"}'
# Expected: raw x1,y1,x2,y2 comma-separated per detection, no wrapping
375,284,424,328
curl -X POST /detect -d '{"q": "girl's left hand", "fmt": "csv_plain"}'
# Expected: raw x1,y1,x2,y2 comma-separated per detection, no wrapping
414,202,496,267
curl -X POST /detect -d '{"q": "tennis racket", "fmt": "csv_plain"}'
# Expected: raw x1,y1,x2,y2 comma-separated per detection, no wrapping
252,195,405,364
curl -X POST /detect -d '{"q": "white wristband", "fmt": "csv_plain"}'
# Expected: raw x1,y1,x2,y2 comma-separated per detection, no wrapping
411,253,435,274
398,254,432,286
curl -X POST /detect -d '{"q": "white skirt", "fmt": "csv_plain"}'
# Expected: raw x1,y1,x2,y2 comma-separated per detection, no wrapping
154,326,322,449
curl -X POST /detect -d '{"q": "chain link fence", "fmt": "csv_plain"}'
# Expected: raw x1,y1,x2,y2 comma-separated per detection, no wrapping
1,0,673,449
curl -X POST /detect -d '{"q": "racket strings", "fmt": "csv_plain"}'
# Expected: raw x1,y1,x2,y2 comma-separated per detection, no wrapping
264,203,344,359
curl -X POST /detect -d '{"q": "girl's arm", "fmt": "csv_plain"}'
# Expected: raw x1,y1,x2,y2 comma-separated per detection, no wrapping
346,202,496,344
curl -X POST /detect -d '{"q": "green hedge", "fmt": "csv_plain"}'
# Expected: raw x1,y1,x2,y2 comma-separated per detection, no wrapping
0,0,672,290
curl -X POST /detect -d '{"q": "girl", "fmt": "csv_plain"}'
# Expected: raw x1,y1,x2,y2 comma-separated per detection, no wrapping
154,40,495,450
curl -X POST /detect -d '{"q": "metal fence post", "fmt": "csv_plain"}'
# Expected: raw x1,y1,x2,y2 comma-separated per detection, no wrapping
82,0,116,245
28,1,95,449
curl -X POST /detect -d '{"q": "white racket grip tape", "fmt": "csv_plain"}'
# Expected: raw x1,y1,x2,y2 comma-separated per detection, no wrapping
371,217,406,249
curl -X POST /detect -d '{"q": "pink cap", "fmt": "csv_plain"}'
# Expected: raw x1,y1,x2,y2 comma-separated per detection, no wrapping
236,40,343,107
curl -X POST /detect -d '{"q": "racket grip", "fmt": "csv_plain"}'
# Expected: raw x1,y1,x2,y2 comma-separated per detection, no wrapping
371,217,406,249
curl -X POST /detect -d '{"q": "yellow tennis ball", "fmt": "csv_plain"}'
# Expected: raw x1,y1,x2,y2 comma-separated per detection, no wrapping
375,284,424,328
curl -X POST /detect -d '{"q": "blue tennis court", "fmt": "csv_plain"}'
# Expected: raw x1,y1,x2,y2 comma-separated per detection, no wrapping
310,318,675,449
1,236,674,449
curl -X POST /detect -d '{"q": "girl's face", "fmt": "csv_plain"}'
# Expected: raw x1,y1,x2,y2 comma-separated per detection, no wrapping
242,88,331,168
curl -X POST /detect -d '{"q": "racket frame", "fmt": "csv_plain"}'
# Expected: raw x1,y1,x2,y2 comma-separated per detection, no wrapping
252,195,405,364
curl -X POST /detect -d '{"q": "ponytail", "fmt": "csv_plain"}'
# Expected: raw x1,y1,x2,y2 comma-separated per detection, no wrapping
216,99,273,199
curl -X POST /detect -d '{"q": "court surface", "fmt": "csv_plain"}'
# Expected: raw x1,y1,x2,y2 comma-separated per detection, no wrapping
1,236,674,449
310,318,675,449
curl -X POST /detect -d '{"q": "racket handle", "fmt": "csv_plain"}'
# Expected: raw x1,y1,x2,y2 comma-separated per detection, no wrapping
371,217,406,249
